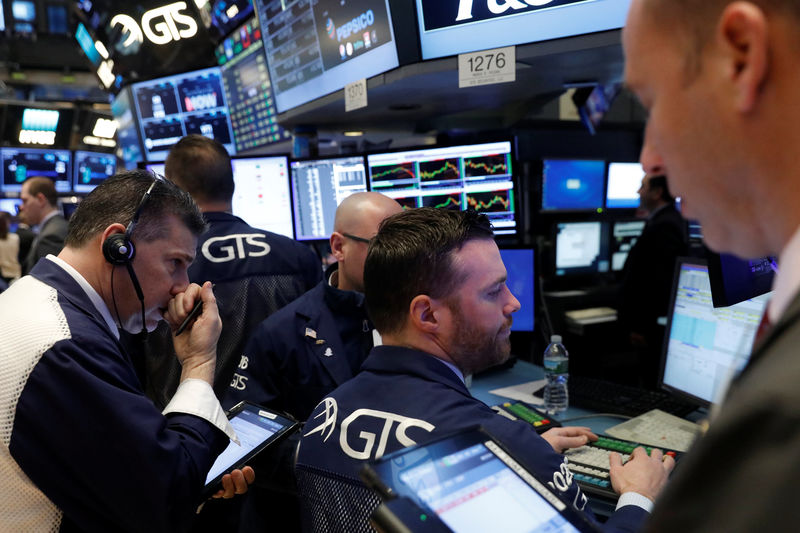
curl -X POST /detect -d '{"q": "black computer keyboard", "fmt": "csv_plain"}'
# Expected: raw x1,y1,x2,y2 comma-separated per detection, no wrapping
568,375,697,418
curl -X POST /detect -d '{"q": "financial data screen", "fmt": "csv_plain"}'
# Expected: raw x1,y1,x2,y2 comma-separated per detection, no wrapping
291,156,367,241
367,141,516,235
73,151,116,193
231,156,294,238
216,16,291,151
555,221,609,276
1,148,71,193
254,0,399,112
541,159,605,211
610,220,645,271
606,162,643,209
661,263,770,405
132,67,236,161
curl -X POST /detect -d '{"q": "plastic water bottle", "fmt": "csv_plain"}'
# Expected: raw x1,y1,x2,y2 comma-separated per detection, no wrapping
543,335,569,415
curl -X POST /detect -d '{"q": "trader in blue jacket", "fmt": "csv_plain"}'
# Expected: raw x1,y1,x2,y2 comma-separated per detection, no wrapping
0,171,249,533
297,208,675,533
136,134,322,410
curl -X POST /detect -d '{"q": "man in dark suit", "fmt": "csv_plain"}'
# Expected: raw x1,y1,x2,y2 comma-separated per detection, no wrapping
618,173,688,387
19,176,68,275
624,0,800,530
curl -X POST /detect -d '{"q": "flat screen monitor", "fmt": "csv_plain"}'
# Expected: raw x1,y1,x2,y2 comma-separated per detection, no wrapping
0,0,5,31
541,159,605,212
111,87,144,171
610,219,645,271
707,253,777,308
216,16,291,151
291,156,368,241
573,83,622,135
73,151,117,194
499,248,535,332
254,0,400,113
231,155,293,238
141,162,166,177
202,0,255,42
660,259,770,407
606,162,644,209
0,198,21,216
131,66,236,161
367,141,517,235
1,148,71,193
554,221,609,276
415,0,630,60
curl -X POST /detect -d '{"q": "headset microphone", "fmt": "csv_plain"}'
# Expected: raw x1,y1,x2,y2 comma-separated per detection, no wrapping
103,179,159,335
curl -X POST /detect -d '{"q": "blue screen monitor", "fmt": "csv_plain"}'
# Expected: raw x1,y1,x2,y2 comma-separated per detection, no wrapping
1,148,71,193
606,162,644,209
367,141,517,235
499,248,535,332
73,151,117,194
554,221,609,276
291,156,368,241
660,260,770,406
542,159,605,212
231,155,294,239
254,0,400,112
131,67,236,161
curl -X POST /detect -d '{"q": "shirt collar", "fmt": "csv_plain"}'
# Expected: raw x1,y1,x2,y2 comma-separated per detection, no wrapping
45,255,120,339
432,357,466,384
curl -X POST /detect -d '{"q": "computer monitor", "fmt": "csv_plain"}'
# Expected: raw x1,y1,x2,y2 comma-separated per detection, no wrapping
659,259,770,407
143,162,166,177
541,159,605,212
131,66,236,161
367,141,517,235
1,148,71,193
554,221,609,276
0,198,21,216
610,220,645,271
201,0,255,42
707,253,777,308
230,155,293,238
291,155,368,241
499,248,535,332
111,87,144,171
216,16,291,151
73,151,116,194
606,162,644,209
253,0,401,112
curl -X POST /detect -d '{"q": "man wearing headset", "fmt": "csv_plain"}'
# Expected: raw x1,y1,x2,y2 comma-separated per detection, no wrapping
0,170,251,532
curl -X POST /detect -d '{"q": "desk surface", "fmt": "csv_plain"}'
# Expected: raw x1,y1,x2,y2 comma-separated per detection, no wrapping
471,359,634,435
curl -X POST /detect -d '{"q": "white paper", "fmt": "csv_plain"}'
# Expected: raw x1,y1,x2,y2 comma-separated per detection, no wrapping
489,379,546,405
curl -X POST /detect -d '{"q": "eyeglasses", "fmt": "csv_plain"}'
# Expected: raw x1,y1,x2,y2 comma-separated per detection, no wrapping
341,232,372,244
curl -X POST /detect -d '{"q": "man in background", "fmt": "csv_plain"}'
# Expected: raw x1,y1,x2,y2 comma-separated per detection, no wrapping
19,176,67,274
624,0,800,530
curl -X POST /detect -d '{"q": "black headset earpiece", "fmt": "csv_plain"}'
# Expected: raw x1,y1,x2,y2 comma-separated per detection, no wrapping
102,233,135,265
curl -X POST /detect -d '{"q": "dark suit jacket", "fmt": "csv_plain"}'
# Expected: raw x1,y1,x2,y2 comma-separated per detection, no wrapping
22,212,68,275
644,290,800,532
618,204,688,336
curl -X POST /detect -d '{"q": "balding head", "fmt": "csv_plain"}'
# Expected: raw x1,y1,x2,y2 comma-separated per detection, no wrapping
330,192,402,292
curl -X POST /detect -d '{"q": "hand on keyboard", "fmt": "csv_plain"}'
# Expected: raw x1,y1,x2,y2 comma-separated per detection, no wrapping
608,447,675,502
541,426,598,454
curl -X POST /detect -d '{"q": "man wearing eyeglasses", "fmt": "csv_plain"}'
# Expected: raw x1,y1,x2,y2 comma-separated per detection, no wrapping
222,191,401,532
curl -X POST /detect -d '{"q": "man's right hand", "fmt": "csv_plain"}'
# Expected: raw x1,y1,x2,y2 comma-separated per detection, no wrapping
163,281,222,384
609,447,675,501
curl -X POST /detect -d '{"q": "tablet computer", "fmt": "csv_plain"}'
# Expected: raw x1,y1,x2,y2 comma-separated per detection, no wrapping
364,427,600,533
203,401,299,496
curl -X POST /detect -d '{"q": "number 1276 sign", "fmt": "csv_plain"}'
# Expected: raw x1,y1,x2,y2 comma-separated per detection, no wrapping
458,46,516,88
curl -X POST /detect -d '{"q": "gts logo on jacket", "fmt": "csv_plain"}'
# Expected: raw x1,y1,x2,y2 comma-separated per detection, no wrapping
201,233,271,263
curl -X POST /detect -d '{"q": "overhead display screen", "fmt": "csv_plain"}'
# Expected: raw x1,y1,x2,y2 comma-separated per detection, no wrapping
73,151,117,194
111,87,143,170
254,0,399,113
216,16,291,151
1,148,72,193
415,0,630,60
367,141,517,235
132,66,236,161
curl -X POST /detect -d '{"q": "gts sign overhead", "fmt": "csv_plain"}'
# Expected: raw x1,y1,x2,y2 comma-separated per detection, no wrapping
110,1,198,48
422,0,592,30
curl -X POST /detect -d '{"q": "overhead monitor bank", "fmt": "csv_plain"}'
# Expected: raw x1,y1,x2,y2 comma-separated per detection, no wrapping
415,0,631,60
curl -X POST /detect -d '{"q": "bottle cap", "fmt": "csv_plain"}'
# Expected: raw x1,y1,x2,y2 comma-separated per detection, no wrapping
550,334,562,343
